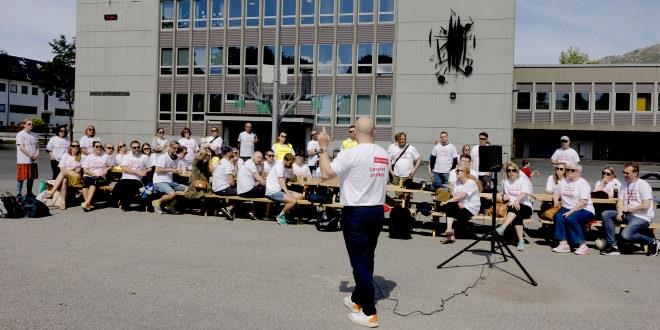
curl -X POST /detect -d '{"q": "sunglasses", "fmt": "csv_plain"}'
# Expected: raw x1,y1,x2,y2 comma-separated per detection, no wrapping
561,140,569,143
143,147,151,151
26,123,33,126
132,146,141,150
118,145,126,148
105,146,114,150
87,128,95,131
555,167,565,171
349,130,356,133
266,154,274,157
602,171,612,176
566,169,577,173
94,145,102,149
506,168,518,173
622,171,635,175
279,135,287,138
479,137,487,141
59,130,66,133
71,145,80,148
158,131,164,133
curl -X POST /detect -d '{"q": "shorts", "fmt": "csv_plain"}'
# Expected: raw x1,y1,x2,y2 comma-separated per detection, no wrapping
266,191,285,202
239,185,265,198
82,176,107,188
154,181,187,194
17,163,38,181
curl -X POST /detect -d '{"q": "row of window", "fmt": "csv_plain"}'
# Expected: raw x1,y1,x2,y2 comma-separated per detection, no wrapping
0,83,39,96
161,0,395,30
158,92,391,125
160,43,393,76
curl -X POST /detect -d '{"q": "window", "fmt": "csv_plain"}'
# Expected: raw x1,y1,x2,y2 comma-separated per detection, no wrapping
315,94,332,125
192,94,205,121
55,108,70,116
175,93,188,121
318,44,333,75
21,86,28,94
337,44,353,74
0,104,5,113
575,92,589,111
339,0,354,24
336,95,352,124
245,46,259,75
535,92,549,110
193,47,206,75
159,93,172,120
10,105,37,114
0,82,5,92
356,95,371,116
376,95,391,126
32,87,38,96
177,0,191,29
209,94,223,112
281,45,295,75
517,92,530,110
554,84,570,111
161,0,174,29
44,93,48,110
177,48,189,75
194,0,207,28
227,46,241,74
228,0,242,27
636,93,652,112
300,0,315,25
595,93,610,111
358,0,374,24
319,0,335,25
282,0,296,26
210,47,224,75
211,0,225,27
357,43,373,74
378,0,394,23
615,93,631,111
299,45,314,74
264,0,276,26
377,43,392,74
263,45,275,65
246,0,259,27
10,84,17,93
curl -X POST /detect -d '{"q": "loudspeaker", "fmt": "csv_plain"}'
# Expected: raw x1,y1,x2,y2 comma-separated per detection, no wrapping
478,145,503,172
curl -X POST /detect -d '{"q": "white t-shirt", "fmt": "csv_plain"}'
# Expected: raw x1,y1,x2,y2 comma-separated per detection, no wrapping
211,158,235,192
120,153,150,181
16,130,38,164
593,179,621,198
79,135,100,155
148,153,158,167
115,153,126,166
619,179,655,222
502,177,532,208
448,169,458,188
151,137,168,154
551,147,580,164
307,140,320,166
454,179,481,215
178,137,199,164
202,135,223,155
330,143,389,206
237,131,257,157
545,175,562,194
46,136,70,161
266,162,291,196
58,153,80,170
153,153,179,183
81,154,111,177
263,161,275,175
470,145,487,176
556,177,595,214
237,159,261,194
387,143,420,178
431,143,458,174
292,163,312,178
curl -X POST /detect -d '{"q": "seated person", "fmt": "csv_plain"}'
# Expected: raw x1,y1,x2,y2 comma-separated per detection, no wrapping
212,147,238,219
185,147,214,200
81,141,113,211
152,142,187,214
265,153,304,225
292,155,312,179
593,166,621,198
113,140,151,211
496,162,533,251
447,154,471,193
237,151,266,198
552,163,594,255
438,164,481,243
44,141,82,209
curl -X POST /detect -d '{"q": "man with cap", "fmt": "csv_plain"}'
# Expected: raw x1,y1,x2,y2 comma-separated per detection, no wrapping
307,129,321,174
551,136,580,165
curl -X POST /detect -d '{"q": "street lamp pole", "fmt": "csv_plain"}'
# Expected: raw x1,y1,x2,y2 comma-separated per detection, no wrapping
270,0,281,146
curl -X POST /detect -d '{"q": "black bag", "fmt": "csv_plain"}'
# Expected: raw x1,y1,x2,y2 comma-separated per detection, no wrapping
1,193,26,218
315,209,341,231
389,206,413,239
403,180,426,190
307,185,333,204
21,194,50,218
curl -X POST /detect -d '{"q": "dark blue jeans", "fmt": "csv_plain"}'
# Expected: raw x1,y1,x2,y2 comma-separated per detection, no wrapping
554,207,594,246
432,172,449,189
601,210,653,246
341,205,384,316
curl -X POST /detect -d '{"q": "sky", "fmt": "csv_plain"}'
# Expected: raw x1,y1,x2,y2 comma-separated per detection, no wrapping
0,0,659,64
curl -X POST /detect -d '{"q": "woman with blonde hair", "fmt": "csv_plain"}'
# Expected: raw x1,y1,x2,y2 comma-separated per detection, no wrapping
496,162,533,250
593,165,620,198
438,164,481,243
44,141,82,209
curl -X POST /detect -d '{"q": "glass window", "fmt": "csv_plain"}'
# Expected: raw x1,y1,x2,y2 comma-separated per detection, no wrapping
210,47,224,75
376,95,391,126
228,0,242,27
193,47,206,75
357,43,372,74
336,95,352,125
535,92,549,110
246,0,259,27
0,83,5,92
337,44,353,75
161,48,173,74
192,94,205,121
318,44,333,75
245,46,259,75
264,0,276,26
209,94,223,112
615,93,630,111
300,0,315,25
0,104,5,113
159,93,172,121
595,92,610,111
177,48,189,75
516,92,530,110
377,43,392,74
575,92,589,111
356,95,371,116
175,93,188,121
299,44,314,74
263,45,275,65
315,94,332,125
359,0,374,24
10,84,17,93
282,0,296,26
281,45,295,75
555,92,570,111
636,93,652,112
211,0,225,27
339,0,354,24
227,46,241,74
194,0,207,28
319,0,335,24
32,87,38,96
161,0,174,29
21,86,28,94
178,0,191,29
378,0,394,23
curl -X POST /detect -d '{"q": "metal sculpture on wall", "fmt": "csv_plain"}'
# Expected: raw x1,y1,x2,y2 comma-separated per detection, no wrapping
429,10,477,85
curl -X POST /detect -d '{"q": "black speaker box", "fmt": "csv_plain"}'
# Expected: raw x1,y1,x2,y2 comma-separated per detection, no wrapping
478,145,503,172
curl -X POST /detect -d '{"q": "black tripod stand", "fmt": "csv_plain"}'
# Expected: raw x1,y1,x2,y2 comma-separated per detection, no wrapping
437,168,538,286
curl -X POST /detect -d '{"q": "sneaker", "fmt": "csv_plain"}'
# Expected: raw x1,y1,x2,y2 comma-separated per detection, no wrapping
646,239,659,256
276,213,288,225
495,225,506,236
516,241,526,251
343,296,361,313
151,200,162,214
552,242,571,253
347,311,379,328
247,211,259,220
600,246,620,256
574,245,591,255
221,207,234,221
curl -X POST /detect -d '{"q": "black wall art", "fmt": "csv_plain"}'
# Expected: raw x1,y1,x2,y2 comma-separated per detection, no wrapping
428,10,476,85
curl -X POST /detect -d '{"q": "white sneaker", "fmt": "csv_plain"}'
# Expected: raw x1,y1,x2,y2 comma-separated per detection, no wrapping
347,310,379,328
552,242,571,253
343,296,360,313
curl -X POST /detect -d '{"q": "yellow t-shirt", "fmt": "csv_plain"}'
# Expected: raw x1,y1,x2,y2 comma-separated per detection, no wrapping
341,138,358,150
272,143,294,160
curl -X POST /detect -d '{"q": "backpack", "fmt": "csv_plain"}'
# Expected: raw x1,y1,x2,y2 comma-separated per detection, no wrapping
21,194,51,218
1,193,26,218
307,185,334,204
315,208,341,232
389,206,413,239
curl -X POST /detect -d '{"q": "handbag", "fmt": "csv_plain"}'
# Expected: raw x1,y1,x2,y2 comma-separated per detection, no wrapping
193,179,208,190
487,202,509,218
540,205,561,221
389,144,410,183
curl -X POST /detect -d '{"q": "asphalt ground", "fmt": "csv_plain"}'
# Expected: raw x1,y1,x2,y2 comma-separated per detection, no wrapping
1,146,660,329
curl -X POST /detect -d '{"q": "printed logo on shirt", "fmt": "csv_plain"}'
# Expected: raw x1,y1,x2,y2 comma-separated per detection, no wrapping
374,156,388,165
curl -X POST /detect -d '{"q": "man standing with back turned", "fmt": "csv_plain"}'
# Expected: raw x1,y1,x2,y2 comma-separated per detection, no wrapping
318,117,389,328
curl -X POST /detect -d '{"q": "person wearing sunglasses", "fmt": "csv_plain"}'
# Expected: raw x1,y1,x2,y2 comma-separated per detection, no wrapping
262,151,276,176
496,163,533,251
141,143,156,184
201,126,223,155
448,154,472,193
44,141,82,209
80,125,100,157
80,142,113,211
551,163,594,255
340,125,358,151
545,162,566,194
439,164,481,244
15,119,39,197
551,135,580,166
115,141,128,165
237,122,258,161
152,128,169,156
112,140,151,211
103,143,118,169
178,127,198,171
46,127,70,179
152,141,187,214
272,131,295,161
593,166,621,198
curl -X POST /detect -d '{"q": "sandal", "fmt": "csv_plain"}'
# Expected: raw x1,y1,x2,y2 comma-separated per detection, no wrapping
440,231,454,237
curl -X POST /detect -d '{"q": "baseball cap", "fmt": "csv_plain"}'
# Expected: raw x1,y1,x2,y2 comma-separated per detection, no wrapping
560,136,570,141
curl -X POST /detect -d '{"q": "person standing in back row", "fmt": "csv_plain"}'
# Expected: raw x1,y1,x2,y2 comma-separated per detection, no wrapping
318,117,389,328
551,135,580,165
470,132,491,190
387,132,421,186
429,131,458,189
16,118,39,196
237,122,258,161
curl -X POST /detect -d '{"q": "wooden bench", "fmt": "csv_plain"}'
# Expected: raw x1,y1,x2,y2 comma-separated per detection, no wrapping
429,211,532,237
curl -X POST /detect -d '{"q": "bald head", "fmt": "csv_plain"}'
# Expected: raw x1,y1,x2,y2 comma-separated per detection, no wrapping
355,117,374,143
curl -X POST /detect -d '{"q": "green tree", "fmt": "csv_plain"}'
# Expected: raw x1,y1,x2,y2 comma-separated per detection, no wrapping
559,46,598,64
34,35,75,140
